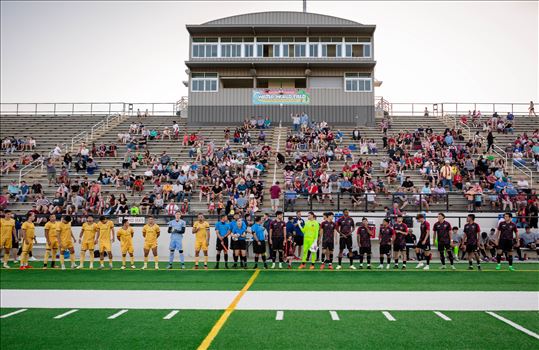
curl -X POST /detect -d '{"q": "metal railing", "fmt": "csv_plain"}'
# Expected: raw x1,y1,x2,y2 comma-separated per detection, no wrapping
70,113,128,152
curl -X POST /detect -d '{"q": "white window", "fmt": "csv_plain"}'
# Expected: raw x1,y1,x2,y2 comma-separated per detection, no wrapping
344,43,372,58
344,73,372,92
221,44,241,57
294,44,306,57
244,44,254,57
321,44,342,57
191,73,218,92
309,44,319,57
192,44,218,58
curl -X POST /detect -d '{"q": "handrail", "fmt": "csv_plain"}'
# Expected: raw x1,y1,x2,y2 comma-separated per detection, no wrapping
71,113,128,152
18,158,43,185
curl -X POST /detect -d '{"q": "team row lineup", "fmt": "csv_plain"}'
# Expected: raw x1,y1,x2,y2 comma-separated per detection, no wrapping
0,209,521,271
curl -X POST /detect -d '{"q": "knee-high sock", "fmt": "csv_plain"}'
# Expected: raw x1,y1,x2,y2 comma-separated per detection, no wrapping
122,255,126,266
80,251,85,266
380,255,384,265
169,250,175,264
440,251,446,265
367,255,371,265
44,249,50,265
447,250,454,265
60,253,65,266
180,250,184,264
70,253,76,267
278,251,283,263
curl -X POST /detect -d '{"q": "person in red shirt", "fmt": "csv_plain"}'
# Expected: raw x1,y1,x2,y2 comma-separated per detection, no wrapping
415,214,432,270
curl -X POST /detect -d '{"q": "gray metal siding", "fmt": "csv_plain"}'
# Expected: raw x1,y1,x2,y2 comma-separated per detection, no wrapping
202,12,361,26
310,77,343,88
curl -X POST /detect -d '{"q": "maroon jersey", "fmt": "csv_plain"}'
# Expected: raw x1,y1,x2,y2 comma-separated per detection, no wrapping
320,221,336,242
270,220,286,238
497,221,517,240
463,223,481,245
357,226,371,248
419,221,431,244
336,216,355,237
393,222,408,246
433,220,452,244
379,226,394,246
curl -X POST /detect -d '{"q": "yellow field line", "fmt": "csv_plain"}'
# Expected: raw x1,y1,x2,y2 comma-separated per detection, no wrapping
197,269,260,350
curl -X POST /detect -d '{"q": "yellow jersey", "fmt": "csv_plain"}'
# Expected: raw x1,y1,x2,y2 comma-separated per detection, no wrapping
117,227,134,244
58,222,73,243
81,222,97,243
142,224,160,244
0,218,15,237
21,221,35,241
97,221,114,241
193,221,210,241
44,221,60,240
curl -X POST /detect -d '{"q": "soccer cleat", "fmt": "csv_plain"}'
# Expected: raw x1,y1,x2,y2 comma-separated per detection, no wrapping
288,264,292,269
30,256,37,261
3,264,10,269
309,265,315,270
109,265,113,270
25,265,32,269
76,265,83,269
89,265,94,270
271,263,276,269
203,265,207,270
477,265,481,271
359,264,363,269
194,265,199,270
279,263,283,269
450,265,456,270
416,262,424,269
402,265,407,270
61,265,66,270
336,265,342,270
423,265,430,270
320,264,325,270
167,264,173,270
377,264,384,269
71,264,78,270
349,265,357,270
120,265,126,270
495,264,501,270
253,264,258,269
468,266,473,270
131,265,137,269
393,265,399,269
328,264,334,270
224,263,228,269
19,266,26,270
155,265,159,270
509,266,515,271
386,264,391,270
367,265,371,270
99,264,104,270
440,265,446,270
142,264,148,270
299,263,306,269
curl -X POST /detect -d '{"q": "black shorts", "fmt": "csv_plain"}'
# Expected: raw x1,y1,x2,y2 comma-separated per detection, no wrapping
465,244,478,253
437,242,451,252
498,239,513,252
417,242,431,252
272,237,284,251
393,242,405,252
359,247,372,255
380,244,391,255
11,235,19,249
216,237,229,251
253,241,266,254
339,236,353,251
294,235,304,246
322,240,334,250
231,239,246,250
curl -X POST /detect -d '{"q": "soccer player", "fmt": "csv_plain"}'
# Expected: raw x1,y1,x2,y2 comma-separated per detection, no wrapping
251,216,268,269
142,215,161,269
1,210,16,268
58,215,78,270
293,211,305,260
495,212,519,271
230,217,248,268
463,214,481,270
96,216,115,269
78,215,97,269
392,215,408,269
43,214,60,269
167,211,186,269
117,219,136,270
298,212,320,270
19,213,36,270
432,213,455,270
415,214,432,270
214,215,231,269
269,211,286,269
336,209,356,270
319,212,337,270
378,218,394,269
192,213,210,270
356,217,372,269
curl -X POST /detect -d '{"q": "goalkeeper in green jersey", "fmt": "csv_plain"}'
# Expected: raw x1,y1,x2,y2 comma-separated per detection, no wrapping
298,212,320,270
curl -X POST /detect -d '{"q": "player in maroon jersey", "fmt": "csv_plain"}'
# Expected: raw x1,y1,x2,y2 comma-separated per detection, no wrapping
269,211,286,269
319,212,337,270
336,209,356,270
415,213,432,270
356,217,372,269
377,218,394,269
462,214,482,270
392,215,408,269
432,213,455,270
495,212,520,271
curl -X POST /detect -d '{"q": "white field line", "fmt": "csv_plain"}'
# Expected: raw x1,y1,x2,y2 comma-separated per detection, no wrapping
54,309,79,319
434,311,451,321
486,312,539,340
330,310,340,321
163,310,179,320
382,311,396,321
276,311,284,320
1,290,538,311
108,309,128,319
0,308,27,319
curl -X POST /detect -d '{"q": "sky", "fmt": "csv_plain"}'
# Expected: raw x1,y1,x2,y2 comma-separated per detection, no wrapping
0,0,537,104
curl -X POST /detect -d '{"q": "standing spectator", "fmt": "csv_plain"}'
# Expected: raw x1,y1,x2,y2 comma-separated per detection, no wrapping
529,101,537,117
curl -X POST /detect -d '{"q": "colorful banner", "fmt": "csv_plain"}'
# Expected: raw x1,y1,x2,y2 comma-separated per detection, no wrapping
252,89,311,105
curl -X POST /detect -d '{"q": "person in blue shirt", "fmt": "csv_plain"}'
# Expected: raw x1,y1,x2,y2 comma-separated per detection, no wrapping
251,216,268,269
214,215,231,269
230,217,248,268
167,212,186,269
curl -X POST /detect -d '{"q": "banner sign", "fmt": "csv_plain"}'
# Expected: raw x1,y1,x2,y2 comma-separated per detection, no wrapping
252,89,311,105
118,216,146,225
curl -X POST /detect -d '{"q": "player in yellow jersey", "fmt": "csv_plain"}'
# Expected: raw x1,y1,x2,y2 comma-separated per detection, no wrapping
142,216,160,270
58,216,78,270
43,214,60,269
193,213,210,270
117,219,136,270
78,215,98,269
19,213,37,270
96,216,115,269
1,210,16,269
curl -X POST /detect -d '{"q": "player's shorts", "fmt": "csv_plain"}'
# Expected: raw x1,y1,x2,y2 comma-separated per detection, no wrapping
498,239,513,252
81,241,95,251
121,241,134,254
465,244,478,253
46,239,59,250
194,240,208,251
60,240,74,251
322,240,334,250
234,240,247,250
99,240,112,252
294,235,304,246
393,242,406,252
11,234,19,249
253,240,266,254
359,246,372,255
22,241,34,253
339,236,353,251
272,237,285,250
216,237,229,251
0,234,12,249
169,235,184,251
437,242,451,252
417,242,431,251
379,244,391,255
